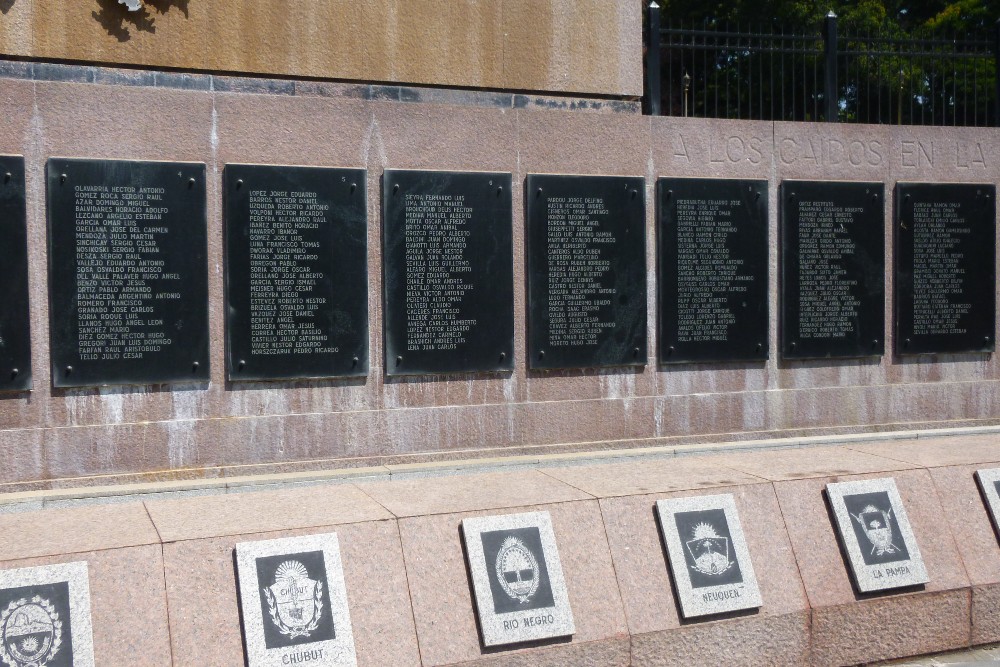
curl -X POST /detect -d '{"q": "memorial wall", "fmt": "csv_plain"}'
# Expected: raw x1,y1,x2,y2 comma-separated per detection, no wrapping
0,66,998,490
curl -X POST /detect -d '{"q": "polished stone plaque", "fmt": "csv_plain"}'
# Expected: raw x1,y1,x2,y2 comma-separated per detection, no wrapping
235,533,356,667
894,183,996,355
46,158,209,387
0,156,32,391
383,170,514,375
655,493,762,618
780,181,885,359
526,174,647,369
975,468,1000,542
658,178,768,363
461,511,574,647
0,561,94,667
224,164,368,381
826,478,928,593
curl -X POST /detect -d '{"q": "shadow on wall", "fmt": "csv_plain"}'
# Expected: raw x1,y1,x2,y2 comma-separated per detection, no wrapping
1,0,15,15
92,0,190,42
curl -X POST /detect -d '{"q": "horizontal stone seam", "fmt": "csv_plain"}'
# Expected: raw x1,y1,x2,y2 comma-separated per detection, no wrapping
150,515,401,547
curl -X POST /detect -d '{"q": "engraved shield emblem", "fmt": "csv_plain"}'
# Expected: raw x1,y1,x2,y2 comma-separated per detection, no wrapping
0,596,62,667
495,536,540,604
853,506,900,557
263,561,323,639
684,522,733,576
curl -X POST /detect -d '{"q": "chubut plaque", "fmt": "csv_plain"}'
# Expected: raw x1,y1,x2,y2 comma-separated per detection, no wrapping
0,156,32,391
780,181,885,359
0,561,95,667
826,478,928,593
461,511,574,647
235,533,357,667
224,164,368,381
526,174,647,369
655,493,763,618
975,468,1000,543
894,183,996,355
46,158,209,387
383,170,514,376
658,178,768,363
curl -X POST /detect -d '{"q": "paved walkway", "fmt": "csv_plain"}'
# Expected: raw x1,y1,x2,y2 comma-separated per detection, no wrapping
883,644,1000,665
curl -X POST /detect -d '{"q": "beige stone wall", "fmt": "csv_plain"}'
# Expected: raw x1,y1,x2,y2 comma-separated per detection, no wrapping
0,0,643,97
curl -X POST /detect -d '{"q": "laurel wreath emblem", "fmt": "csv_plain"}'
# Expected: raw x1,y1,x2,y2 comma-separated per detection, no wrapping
495,536,540,604
264,581,323,640
0,595,62,667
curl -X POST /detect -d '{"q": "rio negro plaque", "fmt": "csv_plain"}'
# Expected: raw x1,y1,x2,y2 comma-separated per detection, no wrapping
526,174,647,369
658,178,768,363
46,159,209,387
781,181,885,359
383,170,514,376
224,165,368,381
0,156,32,391
894,183,996,355
461,511,574,647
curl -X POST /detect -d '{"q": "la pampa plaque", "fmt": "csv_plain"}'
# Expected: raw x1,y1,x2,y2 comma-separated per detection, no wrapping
461,511,574,647
655,494,762,618
0,562,94,667
235,533,356,667
826,478,929,593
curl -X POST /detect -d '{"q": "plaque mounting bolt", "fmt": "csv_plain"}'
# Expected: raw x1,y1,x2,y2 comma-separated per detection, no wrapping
497,186,503,196
755,343,762,352
872,339,879,348
667,346,675,354
2,172,10,184
499,352,506,362
9,368,17,379
235,179,243,189
352,356,359,366
350,182,357,194
60,173,67,184
65,365,73,375
393,184,399,195
633,347,640,357
790,342,797,350
985,336,992,344
192,361,200,372
872,193,879,202
536,188,543,197
630,189,638,199
238,359,246,371
396,355,403,365
904,338,911,348
538,350,546,359
666,190,673,200
188,177,196,189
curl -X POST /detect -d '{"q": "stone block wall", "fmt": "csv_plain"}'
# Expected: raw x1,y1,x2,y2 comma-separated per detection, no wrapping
0,61,997,489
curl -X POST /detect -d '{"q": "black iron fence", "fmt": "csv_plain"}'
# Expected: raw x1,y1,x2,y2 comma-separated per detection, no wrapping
645,5,1000,126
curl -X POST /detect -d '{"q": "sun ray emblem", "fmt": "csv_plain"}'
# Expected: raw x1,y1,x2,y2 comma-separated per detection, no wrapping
685,521,734,576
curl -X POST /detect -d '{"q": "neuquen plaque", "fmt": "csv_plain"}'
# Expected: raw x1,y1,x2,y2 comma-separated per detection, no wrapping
235,533,357,667
826,478,929,593
0,561,94,667
46,158,209,387
894,183,996,355
975,468,1000,542
781,181,885,359
658,178,768,363
224,165,368,381
0,156,32,391
526,174,647,369
383,170,514,375
655,493,763,618
461,511,574,647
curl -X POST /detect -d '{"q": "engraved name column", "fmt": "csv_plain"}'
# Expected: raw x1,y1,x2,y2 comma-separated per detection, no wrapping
527,174,646,369
47,159,209,387
383,170,514,375
895,182,996,354
781,181,885,359
225,165,368,380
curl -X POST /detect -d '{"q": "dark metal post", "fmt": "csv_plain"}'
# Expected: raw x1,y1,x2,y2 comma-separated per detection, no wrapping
993,19,1000,126
823,11,838,122
647,2,662,116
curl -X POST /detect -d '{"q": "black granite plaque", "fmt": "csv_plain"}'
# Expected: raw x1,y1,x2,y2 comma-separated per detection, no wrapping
46,158,209,387
0,157,32,391
224,165,368,381
658,178,768,363
894,183,996,355
780,181,885,359
383,170,514,375
526,175,646,370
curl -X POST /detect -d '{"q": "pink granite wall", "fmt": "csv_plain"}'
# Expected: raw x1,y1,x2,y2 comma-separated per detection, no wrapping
0,69,998,489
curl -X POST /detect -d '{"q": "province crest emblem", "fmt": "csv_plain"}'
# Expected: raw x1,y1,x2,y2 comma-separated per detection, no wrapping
851,505,902,557
263,560,324,640
0,596,62,667
495,536,540,604
685,522,734,576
